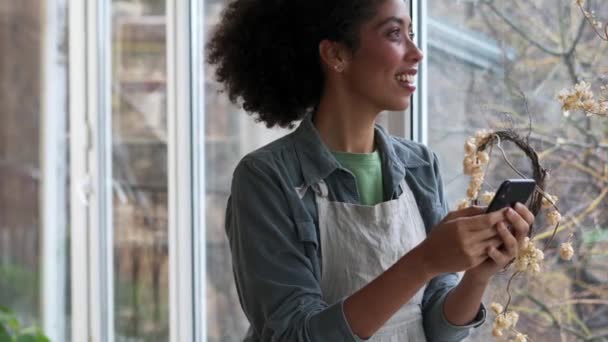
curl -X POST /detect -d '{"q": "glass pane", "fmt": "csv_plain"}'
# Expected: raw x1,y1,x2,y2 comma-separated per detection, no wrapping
427,1,608,341
203,2,292,341
0,0,70,341
111,1,169,340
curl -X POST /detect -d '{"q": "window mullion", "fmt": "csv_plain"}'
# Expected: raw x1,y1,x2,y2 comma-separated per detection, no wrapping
167,0,196,340
411,0,429,144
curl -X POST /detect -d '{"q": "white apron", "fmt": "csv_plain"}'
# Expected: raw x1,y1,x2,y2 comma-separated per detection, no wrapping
312,179,428,342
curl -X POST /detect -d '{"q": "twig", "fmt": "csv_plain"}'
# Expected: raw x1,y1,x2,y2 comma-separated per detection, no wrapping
503,271,521,314
576,2,608,42
525,293,589,340
481,0,565,56
534,187,608,241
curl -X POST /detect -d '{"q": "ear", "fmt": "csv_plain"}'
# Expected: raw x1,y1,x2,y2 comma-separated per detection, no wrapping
319,39,350,73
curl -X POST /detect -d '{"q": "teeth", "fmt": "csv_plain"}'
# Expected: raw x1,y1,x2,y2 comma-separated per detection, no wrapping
396,74,415,83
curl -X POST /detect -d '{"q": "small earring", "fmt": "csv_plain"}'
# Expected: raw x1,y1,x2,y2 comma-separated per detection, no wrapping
334,64,344,72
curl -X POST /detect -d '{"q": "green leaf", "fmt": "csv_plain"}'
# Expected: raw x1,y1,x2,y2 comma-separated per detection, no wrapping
15,334,38,342
583,229,608,244
0,323,14,342
18,327,49,342
0,309,20,333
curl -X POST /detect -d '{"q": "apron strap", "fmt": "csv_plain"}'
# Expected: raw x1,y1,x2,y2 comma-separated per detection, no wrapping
295,179,330,199
311,179,329,198
294,185,309,200
398,179,408,194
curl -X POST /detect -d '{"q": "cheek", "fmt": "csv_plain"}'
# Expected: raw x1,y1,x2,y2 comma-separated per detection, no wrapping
356,45,403,79
374,47,403,67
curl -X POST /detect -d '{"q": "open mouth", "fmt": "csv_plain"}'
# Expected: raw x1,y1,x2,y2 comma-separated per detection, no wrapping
395,73,416,88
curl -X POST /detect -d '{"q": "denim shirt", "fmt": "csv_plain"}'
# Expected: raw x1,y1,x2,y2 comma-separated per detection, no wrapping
225,114,486,342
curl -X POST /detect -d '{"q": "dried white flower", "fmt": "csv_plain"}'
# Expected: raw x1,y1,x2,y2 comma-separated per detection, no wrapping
560,242,574,260
506,311,519,327
515,237,544,274
457,199,470,210
513,333,528,342
465,140,477,154
547,209,562,226
494,314,511,329
557,81,608,116
541,194,558,209
492,310,520,338
490,302,504,315
462,131,493,202
477,151,490,164
480,191,495,205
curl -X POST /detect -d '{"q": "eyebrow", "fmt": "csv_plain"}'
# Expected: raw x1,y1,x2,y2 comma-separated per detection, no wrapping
374,16,412,29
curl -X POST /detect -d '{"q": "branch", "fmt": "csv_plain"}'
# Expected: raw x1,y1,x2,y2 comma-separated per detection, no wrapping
481,0,565,56
567,2,591,56
534,187,608,241
524,293,589,340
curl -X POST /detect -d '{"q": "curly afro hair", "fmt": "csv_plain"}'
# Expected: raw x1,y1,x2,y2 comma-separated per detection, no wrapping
206,0,385,128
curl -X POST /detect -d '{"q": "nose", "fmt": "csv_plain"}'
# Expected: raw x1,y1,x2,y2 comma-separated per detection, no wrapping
405,40,424,64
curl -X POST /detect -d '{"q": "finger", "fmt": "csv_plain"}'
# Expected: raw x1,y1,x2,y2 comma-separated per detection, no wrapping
469,208,509,230
470,236,502,257
514,202,535,226
505,207,530,242
487,236,503,249
488,245,511,266
470,225,499,242
471,255,489,268
496,222,518,258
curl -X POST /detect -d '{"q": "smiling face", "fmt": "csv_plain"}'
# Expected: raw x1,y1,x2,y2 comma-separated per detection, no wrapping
340,0,423,112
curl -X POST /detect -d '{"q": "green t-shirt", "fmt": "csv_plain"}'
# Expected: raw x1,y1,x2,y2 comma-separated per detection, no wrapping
331,150,384,206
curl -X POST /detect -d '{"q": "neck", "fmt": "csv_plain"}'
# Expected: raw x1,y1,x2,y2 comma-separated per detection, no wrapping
314,86,379,153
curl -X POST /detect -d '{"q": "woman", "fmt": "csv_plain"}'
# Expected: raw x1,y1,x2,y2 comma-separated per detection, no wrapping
207,0,534,341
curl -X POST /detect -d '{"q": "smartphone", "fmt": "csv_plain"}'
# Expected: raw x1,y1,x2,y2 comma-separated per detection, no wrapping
485,179,536,213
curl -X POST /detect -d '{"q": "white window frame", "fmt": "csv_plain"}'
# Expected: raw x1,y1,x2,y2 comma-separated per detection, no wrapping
40,0,69,341
69,0,205,341
411,0,428,144
69,0,114,340
167,0,205,341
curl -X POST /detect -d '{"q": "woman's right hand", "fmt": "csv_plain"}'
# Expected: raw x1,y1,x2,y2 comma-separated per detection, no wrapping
417,206,509,276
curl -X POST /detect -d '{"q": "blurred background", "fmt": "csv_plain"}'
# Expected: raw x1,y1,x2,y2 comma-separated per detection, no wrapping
1,0,607,341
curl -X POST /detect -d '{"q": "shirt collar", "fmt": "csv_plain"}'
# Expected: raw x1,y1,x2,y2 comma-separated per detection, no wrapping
293,113,429,189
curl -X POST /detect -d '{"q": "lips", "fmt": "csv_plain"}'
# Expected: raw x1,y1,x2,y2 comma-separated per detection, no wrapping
395,73,415,84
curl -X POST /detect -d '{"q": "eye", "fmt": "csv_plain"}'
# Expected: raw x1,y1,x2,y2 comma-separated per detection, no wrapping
388,28,402,40
408,32,416,40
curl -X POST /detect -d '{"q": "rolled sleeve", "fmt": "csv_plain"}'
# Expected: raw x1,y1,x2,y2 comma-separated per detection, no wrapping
309,299,369,342
422,275,487,341
226,158,364,342
420,151,487,341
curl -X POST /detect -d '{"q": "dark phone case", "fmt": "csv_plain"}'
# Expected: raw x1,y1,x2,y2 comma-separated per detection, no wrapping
486,179,536,213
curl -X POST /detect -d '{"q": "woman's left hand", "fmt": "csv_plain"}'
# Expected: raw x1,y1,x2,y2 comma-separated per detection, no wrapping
465,202,535,282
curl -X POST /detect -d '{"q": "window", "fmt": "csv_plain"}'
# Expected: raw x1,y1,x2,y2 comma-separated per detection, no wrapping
426,1,608,340
7,1,604,341
203,3,291,340
112,1,170,340
0,1,70,341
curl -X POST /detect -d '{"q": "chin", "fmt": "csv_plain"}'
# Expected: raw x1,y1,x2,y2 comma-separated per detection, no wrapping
385,99,411,111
